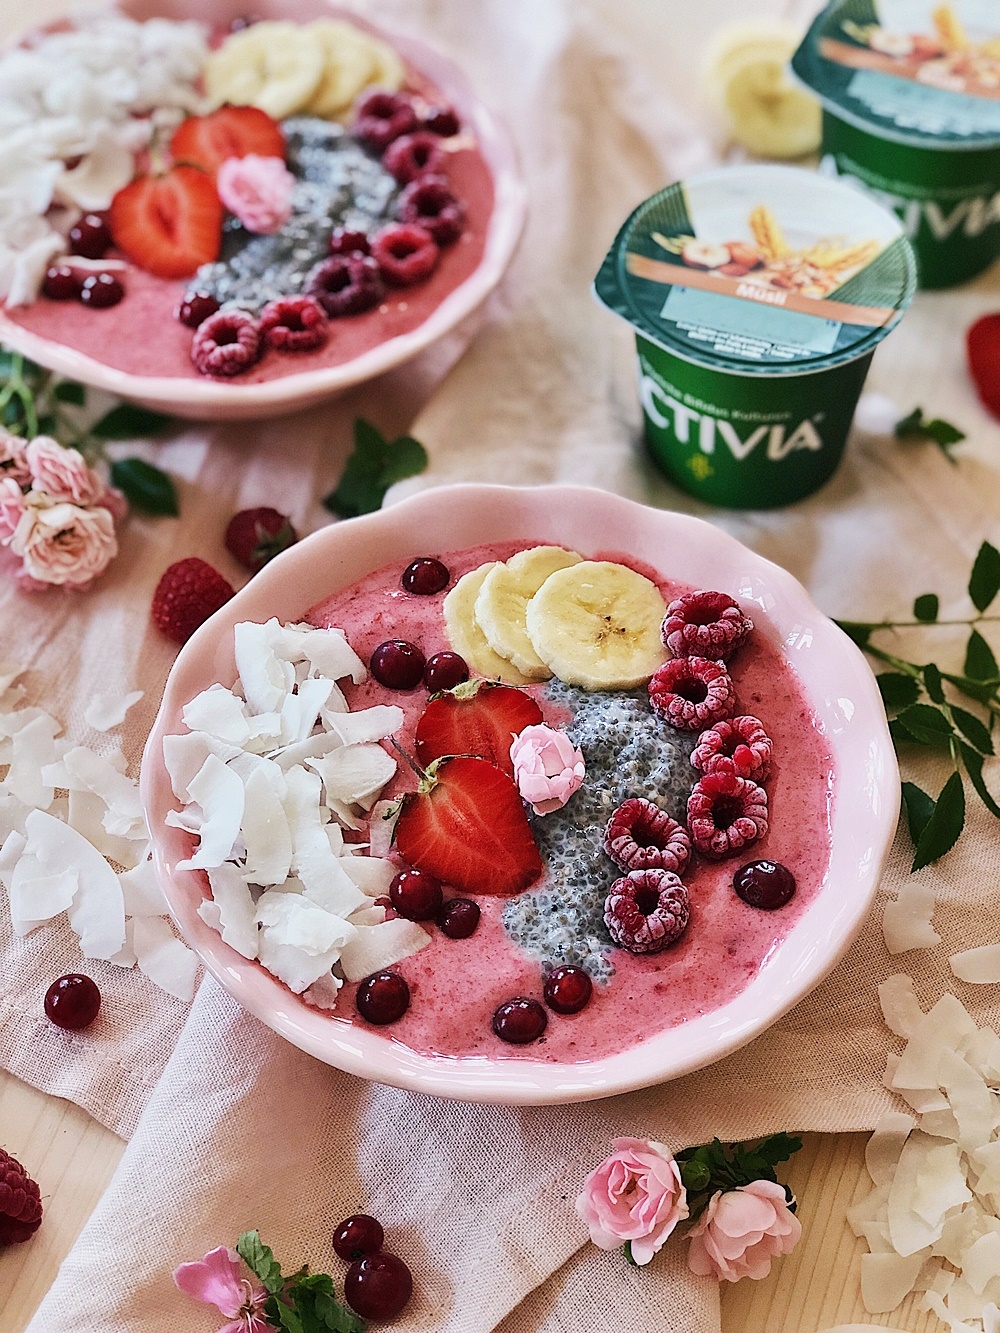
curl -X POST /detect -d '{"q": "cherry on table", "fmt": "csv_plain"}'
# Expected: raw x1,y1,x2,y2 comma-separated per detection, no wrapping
370,640,425,690
424,651,468,692
332,1213,384,1262
436,897,480,939
543,966,593,1015
356,971,410,1025
79,273,124,308
389,867,442,921
68,212,111,259
492,997,547,1044
44,974,101,1030
733,859,796,910
344,1251,413,1321
401,557,449,595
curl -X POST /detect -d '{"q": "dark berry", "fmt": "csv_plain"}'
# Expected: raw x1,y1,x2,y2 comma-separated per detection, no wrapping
389,867,442,921
370,223,439,287
344,1252,413,1321
382,131,446,185
259,295,328,353
307,253,384,318
492,997,547,1044
398,176,465,246
356,971,410,1025
68,212,111,259
543,966,593,1015
352,89,418,152
329,228,371,256
79,272,124,308
191,309,262,377
332,1214,384,1262
422,105,460,137
176,291,220,328
401,557,449,595
436,897,480,939
42,265,82,301
44,974,101,1030
424,651,468,692
370,640,425,690
734,860,796,910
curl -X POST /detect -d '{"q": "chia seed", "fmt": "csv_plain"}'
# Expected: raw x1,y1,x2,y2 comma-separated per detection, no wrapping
502,682,696,982
186,117,400,315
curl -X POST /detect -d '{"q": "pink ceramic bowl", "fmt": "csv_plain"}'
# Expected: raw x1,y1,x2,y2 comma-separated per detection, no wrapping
0,2,526,421
142,485,899,1104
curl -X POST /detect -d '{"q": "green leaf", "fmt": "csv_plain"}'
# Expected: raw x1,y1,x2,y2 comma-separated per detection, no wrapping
52,380,86,405
922,662,944,703
958,743,1000,820
288,1273,365,1333
835,619,876,650
894,703,954,748
624,1241,640,1267
913,593,939,623
901,781,936,846
895,407,965,459
754,1132,803,1168
951,705,994,756
911,770,965,872
90,403,173,440
109,457,179,516
964,630,999,683
941,670,1000,705
323,418,428,518
969,541,1000,613
877,673,920,709
236,1231,285,1295
377,434,426,487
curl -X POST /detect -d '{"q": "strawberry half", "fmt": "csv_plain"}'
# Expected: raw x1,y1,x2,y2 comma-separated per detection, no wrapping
414,682,543,777
967,314,1000,418
109,166,223,280
170,106,286,178
395,756,542,897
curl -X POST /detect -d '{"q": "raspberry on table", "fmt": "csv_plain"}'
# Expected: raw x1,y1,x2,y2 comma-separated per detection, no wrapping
382,131,446,184
691,715,772,781
661,590,753,660
604,797,691,875
259,295,329,353
0,1148,43,1246
398,176,466,245
648,655,735,731
352,89,418,152
307,254,384,317
151,557,235,645
687,770,769,860
604,868,689,954
191,309,262,377
370,223,439,286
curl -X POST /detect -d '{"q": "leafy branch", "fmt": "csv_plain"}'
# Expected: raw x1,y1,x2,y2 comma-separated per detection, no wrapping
323,418,428,518
894,406,966,464
237,1231,365,1333
836,540,1000,871
674,1134,803,1224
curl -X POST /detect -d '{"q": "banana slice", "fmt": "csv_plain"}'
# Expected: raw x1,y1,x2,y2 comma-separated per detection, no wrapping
474,546,583,680
525,561,667,691
365,36,406,93
305,20,377,120
704,20,820,159
444,565,534,686
204,22,326,120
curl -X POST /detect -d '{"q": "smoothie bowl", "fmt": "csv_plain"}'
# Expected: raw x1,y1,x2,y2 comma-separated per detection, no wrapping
141,486,898,1105
0,0,525,420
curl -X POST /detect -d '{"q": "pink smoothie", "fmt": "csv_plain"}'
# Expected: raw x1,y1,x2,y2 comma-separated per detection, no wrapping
304,541,836,1066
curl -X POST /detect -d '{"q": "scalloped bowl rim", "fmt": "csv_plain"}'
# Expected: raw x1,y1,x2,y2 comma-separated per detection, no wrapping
141,485,899,1104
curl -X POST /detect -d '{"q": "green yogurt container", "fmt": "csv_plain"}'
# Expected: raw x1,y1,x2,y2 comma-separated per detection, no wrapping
594,164,915,508
792,1,1000,288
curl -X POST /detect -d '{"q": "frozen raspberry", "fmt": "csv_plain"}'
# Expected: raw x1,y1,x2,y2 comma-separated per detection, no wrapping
648,656,735,732
370,223,439,286
151,557,235,645
307,254,384,317
352,89,418,152
604,869,689,954
691,715,772,782
191,309,262,378
0,1148,43,1246
661,590,753,660
398,176,466,246
259,295,328,353
382,131,446,184
687,770,768,861
604,797,691,876
329,228,370,256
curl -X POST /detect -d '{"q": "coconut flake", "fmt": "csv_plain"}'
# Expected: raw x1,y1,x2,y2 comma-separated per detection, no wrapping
119,855,167,917
234,620,295,714
287,623,365,684
278,676,333,745
0,662,24,700
256,891,357,994
892,995,979,1090
865,1111,916,1186
338,917,429,983
131,915,198,1001
879,974,925,1039
861,1250,928,1313
206,863,259,960
325,705,403,747
68,788,143,870
961,1233,1000,1296
309,743,396,807
182,685,253,746
83,690,143,731
887,1133,971,1255
883,882,940,954
369,800,399,857
7,711,64,809
162,731,243,800
302,971,342,1010
940,1048,995,1152
951,946,1000,986
25,809,125,959
340,854,396,898
240,759,292,887
61,745,144,838
176,755,244,871
8,855,78,936
971,1142,1000,1198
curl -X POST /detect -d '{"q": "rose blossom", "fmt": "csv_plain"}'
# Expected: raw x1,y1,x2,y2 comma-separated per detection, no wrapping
510,723,585,815
0,477,26,542
0,431,31,487
25,435,106,506
576,1137,688,1265
9,494,117,588
174,1246,270,1333
686,1179,801,1282
217,154,295,234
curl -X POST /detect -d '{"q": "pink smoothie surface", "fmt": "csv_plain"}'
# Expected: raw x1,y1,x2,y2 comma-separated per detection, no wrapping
302,541,836,1066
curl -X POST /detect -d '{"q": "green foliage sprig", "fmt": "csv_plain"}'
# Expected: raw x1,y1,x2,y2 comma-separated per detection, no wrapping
323,418,428,518
237,1231,365,1333
674,1134,803,1225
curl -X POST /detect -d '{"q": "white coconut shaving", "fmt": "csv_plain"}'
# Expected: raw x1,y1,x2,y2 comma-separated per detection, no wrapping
883,881,941,955
168,620,428,1008
952,947,1000,986
84,690,144,732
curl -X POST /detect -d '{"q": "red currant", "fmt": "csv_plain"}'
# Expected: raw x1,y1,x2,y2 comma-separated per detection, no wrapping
42,265,82,301
423,652,468,692
389,867,442,921
543,966,593,1015
436,898,480,939
332,1213,384,1262
356,971,410,1025
79,273,124,308
401,557,449,595
44,974,101,1030
733,860,796,910
68,213,111,259
344,1252,413,1321
176,291,220,328
492,997,547,1044
369,640,425,690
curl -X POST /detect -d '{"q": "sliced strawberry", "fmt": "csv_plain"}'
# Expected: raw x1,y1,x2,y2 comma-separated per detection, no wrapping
395,756,542,897
170,106,285,178
414,683,543,777
109,166,223,280
967,314,1000,418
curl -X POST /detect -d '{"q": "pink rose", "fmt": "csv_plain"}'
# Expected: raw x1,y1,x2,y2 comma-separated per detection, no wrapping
10,495,117,588
0,431,31,487
25,436,106,506
510,723,585,815
576,1137,689,1265
686,1180,801,1282
217,154,295,234
0,477,26,541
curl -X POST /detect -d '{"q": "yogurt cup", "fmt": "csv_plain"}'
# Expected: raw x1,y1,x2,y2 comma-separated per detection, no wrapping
792,0,1000,289
594,164,915,509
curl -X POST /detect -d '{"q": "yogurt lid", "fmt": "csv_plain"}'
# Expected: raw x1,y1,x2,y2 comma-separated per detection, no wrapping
792,0,1000,149
594,164,915,377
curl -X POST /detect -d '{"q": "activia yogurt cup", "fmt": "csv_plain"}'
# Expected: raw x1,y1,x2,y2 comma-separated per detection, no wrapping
792,1,1000,288
594,163,915,508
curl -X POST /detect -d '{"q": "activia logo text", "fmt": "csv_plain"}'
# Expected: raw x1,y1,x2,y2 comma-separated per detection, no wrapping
639,376,825,463
824,155,1000,240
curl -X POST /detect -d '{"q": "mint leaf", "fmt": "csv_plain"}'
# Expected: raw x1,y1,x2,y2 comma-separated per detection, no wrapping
922,662,944,702
901,781,936,845
969,541,1000,613
912,770,965,872
951,705,994,756
835,619,876,650
958,744,1000,820
90,403,173,439
894,703,954,747
52,380,86,405
964,630,999,682
236,1231,285,1295
895,407,965,459
378,435,427,487
288,1273,365,1333
876,673,920,709
913,593,939,623
323,418,428,519
110,457,179,516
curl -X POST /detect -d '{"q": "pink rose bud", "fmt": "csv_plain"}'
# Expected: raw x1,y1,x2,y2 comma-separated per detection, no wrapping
575,1137,688,1266
510,723,585,815
686,1180,801,1282
25,436,106,507
0,431,31,488
10,495,117,589
0,477,27,542
217,154,295,235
